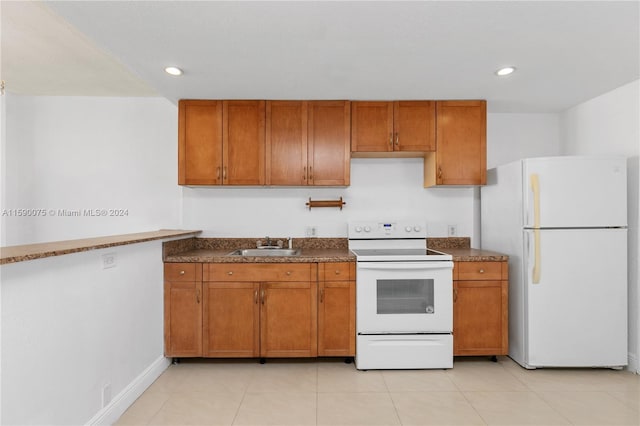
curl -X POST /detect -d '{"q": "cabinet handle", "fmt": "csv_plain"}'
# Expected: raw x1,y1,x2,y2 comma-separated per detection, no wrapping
223,167,227,180
254,289,258,304
389,133,393,147
227,271,233,276
395,132,399,146
261,289,265,305
303,166,307,181
320,289,324,303
479,269,485,274
309,166,312,180
216,167,221,180
453,288,457,303
335,270,340,275
179,270,185,275
438,167,443,179
196,288,200,304
286,271,291,276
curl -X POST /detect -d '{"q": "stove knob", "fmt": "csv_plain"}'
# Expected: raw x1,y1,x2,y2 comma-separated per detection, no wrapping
413,226,422,232
364,226,371,233
355,226,362,233
405,226,412,232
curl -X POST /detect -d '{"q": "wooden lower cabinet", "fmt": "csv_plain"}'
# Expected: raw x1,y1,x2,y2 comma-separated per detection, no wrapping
164,263,203,357
318,263,356,356
453,261,508,356
202,282,260,357
260,281,317,357
164,261,356,359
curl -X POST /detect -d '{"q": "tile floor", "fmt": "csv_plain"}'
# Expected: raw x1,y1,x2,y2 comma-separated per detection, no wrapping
116,357,640,425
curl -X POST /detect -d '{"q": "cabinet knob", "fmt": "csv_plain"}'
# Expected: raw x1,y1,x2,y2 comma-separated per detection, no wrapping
286,271,291,276
479,269,485,273
335,270,341,275
179,270,185,275
228,271,233,275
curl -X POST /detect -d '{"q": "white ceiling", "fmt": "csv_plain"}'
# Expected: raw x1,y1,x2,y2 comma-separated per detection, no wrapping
3,1,639,112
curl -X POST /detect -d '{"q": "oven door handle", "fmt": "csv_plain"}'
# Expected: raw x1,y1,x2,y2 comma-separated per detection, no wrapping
357,262,452,271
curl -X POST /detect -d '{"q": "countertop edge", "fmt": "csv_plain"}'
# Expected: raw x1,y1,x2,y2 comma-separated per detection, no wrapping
0,230,202,265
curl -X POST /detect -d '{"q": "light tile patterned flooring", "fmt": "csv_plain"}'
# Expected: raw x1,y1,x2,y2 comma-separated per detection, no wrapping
116,357,640,425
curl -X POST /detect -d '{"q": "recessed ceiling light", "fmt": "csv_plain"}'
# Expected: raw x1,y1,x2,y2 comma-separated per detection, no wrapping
164,66,183,76
495,66,516,76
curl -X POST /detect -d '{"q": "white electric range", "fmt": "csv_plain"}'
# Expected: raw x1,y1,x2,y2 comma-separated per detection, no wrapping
349,220,454,370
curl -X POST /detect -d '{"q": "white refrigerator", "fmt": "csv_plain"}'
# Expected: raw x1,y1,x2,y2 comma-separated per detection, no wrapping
481,156,627,369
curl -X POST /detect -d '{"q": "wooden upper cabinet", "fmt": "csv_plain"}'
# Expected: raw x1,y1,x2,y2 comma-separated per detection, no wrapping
425,100,487,186
266,100,351,186
351,101,394,152
351,101,435,153
178,100,223,185
178,100,265,186
394,101,436,152
308,101,351,186
223,100,266,185
266,101,308,186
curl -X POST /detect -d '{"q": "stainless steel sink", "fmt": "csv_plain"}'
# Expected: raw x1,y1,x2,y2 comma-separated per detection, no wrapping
228,248,301,257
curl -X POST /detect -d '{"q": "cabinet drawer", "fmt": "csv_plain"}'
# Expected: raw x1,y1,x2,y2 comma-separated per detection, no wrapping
457,262,502,280
206,263,312,282
164,263,201,282
320,262,353,281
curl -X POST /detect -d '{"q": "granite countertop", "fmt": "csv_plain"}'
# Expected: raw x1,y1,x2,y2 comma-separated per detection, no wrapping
0,229,202,265
443,248,509,262
164,237,355,263
165,247,355,263
163,237,507,263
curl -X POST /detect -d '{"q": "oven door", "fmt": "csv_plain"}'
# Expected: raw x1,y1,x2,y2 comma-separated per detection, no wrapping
356,261,453,334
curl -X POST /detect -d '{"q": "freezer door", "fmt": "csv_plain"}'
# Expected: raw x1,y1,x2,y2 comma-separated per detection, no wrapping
523,228,627,367
523,157,627,228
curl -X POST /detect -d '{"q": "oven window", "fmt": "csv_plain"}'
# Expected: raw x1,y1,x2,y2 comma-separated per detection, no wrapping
376,279,435,314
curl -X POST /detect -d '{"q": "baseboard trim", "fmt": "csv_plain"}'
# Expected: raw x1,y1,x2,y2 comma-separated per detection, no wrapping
86,356,171,425
628,352,639,374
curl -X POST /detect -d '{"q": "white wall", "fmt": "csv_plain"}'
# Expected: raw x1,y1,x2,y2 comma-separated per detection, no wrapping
559,79,640,373
183,157,478,243
486,113,562,169
1,95,181,246
1,240,170,425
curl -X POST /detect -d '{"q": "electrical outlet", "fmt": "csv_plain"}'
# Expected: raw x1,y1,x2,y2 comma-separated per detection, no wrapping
305,226,318,237
102,383,111,407
102,253,117,269
447,225,457,237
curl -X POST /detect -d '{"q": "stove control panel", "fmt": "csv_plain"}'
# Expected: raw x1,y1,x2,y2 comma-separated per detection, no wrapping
348,221,427,239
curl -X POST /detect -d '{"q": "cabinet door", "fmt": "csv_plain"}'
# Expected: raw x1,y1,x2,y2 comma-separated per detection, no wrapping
178,100,223,185
434,100,486,185
308,101,351,186
394,101,435,152
266,101,308,185
351,101,394,152
260,282,318,357
164,280,203,357
318,281,355,356
223,100,265,185
203,282,260,357
453,280,508,355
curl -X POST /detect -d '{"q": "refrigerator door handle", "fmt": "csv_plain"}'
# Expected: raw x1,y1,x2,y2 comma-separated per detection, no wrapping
533,229,541,284
530,173,541,283
530,173,541,229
